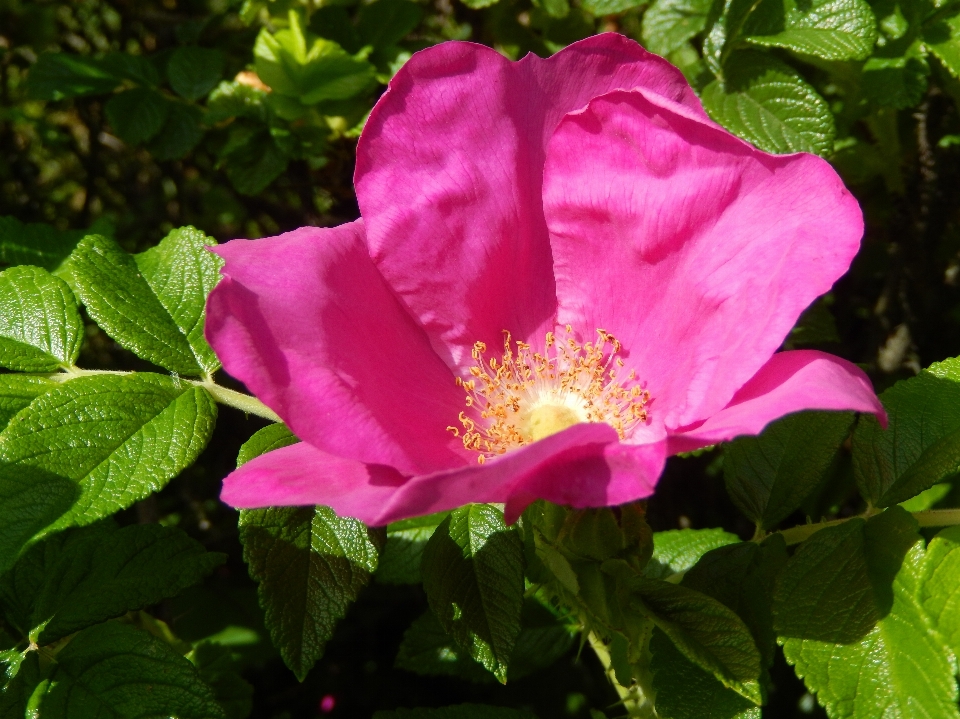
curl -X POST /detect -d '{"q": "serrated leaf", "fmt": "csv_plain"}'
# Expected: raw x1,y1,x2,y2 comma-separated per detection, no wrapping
396,600,574,683
239,505,381,681
853,357,960,506
168,47,225,101
254,12,376,104
220,125,289,195
357,0,424,48
373,705,536,719
0,373,216,531
0,216,90,272
26,52,123,100
148,102,204,161
580,0,647,14
421,504,525,684
0,266,83,372
926,12,960,77
862,39,930,108
918,525,960,659
134,226,224,375
743,0,877,59
682,535,788,666
649,628,761,719
206,81,270,124
0,376,56,428
71,234,205,374
0,522,225,644
774,507,919,643
641,0,714,56
644,528,740,579
237,423,297,467
105,87,171,145
724,411,854,529
782,531,959,719
701,51,835,155
629,576,764,704
376,511,449,585
36,622,225,718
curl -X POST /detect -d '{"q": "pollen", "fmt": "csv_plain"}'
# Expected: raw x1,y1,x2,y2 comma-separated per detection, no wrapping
447,327,651,464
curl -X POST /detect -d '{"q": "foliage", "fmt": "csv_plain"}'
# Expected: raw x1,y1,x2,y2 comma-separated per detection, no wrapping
2,0,960,717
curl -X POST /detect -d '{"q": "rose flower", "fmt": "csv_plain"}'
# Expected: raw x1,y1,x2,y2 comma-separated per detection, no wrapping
205,34,885,525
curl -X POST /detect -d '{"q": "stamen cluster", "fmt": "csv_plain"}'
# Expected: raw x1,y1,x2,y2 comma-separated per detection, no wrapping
448,327,650,463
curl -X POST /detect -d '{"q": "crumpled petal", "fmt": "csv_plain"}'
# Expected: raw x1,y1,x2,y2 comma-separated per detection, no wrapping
356,34,706,370
205,221,472,476
220,441,407,515
544,88,864,431
376,423,667,525
667,350,887,454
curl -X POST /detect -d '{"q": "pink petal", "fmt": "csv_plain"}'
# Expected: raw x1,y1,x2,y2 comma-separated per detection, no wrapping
205,221,472,476
355,34,706,370
376,423,667,526
220,441,407,516
667,350,887,454
544,89,864,431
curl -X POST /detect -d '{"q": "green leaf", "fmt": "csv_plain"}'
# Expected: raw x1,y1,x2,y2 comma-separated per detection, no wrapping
926,12,960,77
134,226,224,375
396,600,574,683
239,505,381,681
71,233,207,375
357,0,424,49
0,373,217,531
682,535,788,666
237,423,297,466
0,376,56,428
723,411,854,529
918,525,960,659
105,87,171,145
641,0,714,56
220,125,289,196
853,357,960,507
26,52,123,100
701,51,835,155
787,298,841,346
743,0,877,60
0,522,225,644
376,511,449,584
206,81,270,124
774,507,919,643
0,266,83,372
373,705,536,719
254,12,376,104
148,103,204,161
580,0,647,14
899,482,951,511
0,216,89,272
862,40,930,108
459,0,501,9
36,622,225,718
782,529,959,719
644,528,740,579
629,576,764,704
649,628,761,719
421,504,525,683
168,47,225,100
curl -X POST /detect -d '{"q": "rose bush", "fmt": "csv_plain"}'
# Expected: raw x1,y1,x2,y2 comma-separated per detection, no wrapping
206,33,884,525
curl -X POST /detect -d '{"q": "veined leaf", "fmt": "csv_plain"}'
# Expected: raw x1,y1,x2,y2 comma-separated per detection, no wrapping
642,0,715,56
26,52,123,100
421,504,525,683
0,375,56,428
105,87,171,145
918,525,960,659
237,423,297,466
0,266,83,372
0,216,91,272
239,506,381,681
743,0,877,60
0,373,217,531
644,527,740,579
925,11,960,78
377,511,450,585
168,47,225,101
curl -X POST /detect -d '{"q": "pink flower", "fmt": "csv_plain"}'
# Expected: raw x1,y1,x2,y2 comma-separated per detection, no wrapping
206,34,885,525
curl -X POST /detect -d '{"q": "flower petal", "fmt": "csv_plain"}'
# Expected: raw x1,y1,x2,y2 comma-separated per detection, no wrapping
375,423,667,525
667,350,887,454
356,34,705,369
205,221,471,475
544,89,864,430
220,441,407,516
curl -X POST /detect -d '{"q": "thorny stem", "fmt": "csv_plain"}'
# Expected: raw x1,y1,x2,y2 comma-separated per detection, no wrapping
587,632,656,718
48,367,282,423
775,508,960,546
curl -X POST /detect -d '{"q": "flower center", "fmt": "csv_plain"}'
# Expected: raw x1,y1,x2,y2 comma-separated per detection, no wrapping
448,326,650,464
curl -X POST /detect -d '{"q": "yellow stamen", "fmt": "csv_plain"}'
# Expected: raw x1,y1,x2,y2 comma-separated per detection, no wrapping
454,327,650,464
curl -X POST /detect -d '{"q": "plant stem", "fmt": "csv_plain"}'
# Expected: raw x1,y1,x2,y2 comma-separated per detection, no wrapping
586,632,656,718
778,508,960,546
49,368,282,423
